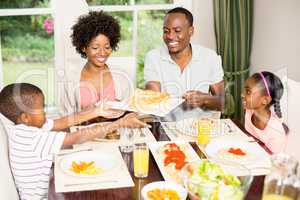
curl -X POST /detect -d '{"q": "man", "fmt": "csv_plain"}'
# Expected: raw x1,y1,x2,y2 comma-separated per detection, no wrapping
144,7,224,120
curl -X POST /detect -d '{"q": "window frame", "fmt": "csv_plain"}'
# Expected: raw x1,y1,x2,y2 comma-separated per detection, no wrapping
0,0,192,112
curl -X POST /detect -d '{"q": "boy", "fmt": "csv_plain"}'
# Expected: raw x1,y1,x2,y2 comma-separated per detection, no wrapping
0,83,146,200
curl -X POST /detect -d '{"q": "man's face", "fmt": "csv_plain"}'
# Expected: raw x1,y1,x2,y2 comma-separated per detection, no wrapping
163,13,194,54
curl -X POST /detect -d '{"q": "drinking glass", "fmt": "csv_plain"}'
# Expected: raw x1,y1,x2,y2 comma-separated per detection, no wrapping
120,128,134,153
197,119,212,146
133,143,149,178
262,153,299,200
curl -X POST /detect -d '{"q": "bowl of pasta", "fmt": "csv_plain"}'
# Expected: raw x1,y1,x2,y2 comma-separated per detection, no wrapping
141,181,187,200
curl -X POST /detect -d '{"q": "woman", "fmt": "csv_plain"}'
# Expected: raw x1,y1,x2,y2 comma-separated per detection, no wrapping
61,11,133,116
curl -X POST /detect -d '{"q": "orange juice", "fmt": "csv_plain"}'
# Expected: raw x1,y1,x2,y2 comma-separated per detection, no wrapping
197,120,212,145
262,194,293,200
133,144,149,178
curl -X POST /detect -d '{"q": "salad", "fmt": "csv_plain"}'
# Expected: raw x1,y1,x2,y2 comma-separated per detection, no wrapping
183,160,244,200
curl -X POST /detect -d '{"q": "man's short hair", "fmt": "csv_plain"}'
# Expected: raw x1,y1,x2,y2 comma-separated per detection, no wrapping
167,7,193,26
0,83,43,123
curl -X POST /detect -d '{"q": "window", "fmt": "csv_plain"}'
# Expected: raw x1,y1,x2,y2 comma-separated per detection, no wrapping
0,0,191,109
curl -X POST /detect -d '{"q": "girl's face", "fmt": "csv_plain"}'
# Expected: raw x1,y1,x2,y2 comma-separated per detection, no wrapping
241,77,270,110
84,34,112,68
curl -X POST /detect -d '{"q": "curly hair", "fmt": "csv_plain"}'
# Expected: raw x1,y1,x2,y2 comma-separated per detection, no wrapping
0,83,43,123
71,11,121,58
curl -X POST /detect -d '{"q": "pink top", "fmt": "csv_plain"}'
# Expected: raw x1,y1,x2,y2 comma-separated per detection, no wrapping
244,109,287,154
80,81,116,109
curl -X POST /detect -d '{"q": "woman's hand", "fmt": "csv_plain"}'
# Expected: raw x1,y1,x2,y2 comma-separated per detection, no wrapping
118,112,148,128
95,102,125,119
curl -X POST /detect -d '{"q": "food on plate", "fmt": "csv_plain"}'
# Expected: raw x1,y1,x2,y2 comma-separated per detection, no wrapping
130,89,170,107
162,143,187,170
147,188,180,200
105,130,120,140
217,147,249,162
158,143,193,183
184,160,243,200
228,148,246,156
69,161,103,175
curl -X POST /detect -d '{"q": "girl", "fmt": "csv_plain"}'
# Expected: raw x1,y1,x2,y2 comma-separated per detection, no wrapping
241,71,287,154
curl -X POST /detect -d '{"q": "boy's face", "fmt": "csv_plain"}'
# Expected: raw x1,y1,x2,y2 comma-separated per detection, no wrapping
26,93,46,128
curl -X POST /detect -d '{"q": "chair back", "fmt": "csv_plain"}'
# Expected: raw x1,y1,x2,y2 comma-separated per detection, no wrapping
0,114,19,200
284,78,300,162
107,56,137,87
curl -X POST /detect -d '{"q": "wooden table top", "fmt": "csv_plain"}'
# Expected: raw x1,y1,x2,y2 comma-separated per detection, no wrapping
48,121,265,200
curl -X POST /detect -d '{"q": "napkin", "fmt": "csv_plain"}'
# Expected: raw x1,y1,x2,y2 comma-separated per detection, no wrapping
54,145,134,193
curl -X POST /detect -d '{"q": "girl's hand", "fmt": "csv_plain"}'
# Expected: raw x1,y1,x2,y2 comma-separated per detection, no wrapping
118,113,147,128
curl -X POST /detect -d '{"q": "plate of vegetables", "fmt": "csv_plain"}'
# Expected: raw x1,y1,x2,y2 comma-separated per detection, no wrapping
181,160,253,200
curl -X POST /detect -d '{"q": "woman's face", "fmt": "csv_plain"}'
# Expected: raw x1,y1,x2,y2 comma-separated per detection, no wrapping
241,77,267,110
84,34,112,68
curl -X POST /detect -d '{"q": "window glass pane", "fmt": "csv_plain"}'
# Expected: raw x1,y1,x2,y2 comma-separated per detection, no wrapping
136,0,173,4
110,11,133,57
87,0,130,6
137,10,165,88
0,0,50,9
0,15,55,106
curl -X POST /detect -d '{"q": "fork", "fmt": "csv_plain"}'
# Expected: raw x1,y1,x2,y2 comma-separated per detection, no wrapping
139,128,146,137
64,180,118,187
57,148,93,156
224,121,234,133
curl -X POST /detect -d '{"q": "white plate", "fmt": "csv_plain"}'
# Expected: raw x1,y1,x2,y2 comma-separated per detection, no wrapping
175,118,233,137
205,137,268,165
141,181,187,200
60,151,120,178
148,141,201,183
106,98,185,117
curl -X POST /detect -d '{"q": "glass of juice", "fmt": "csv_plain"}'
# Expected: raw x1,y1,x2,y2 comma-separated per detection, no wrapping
197,119,212,146
262,153,299,200
133,143,149,178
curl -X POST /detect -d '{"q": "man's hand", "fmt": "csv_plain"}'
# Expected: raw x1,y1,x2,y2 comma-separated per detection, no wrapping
183,90,207,109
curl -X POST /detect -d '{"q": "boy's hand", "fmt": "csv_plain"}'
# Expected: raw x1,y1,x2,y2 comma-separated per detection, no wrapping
118,113,148,128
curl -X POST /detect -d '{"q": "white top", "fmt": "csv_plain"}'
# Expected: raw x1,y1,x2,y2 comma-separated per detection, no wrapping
144,44,224,121
7,119,66,200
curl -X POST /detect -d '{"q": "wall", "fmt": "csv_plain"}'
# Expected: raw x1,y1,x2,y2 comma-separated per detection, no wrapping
251,0,300,81
192,0,300,81
191,0,216,50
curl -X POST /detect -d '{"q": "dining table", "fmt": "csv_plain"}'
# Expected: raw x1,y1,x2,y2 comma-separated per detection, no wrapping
48,120,266,200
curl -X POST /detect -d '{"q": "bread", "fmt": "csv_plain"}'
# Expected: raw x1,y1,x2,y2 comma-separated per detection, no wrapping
131,89,170,107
